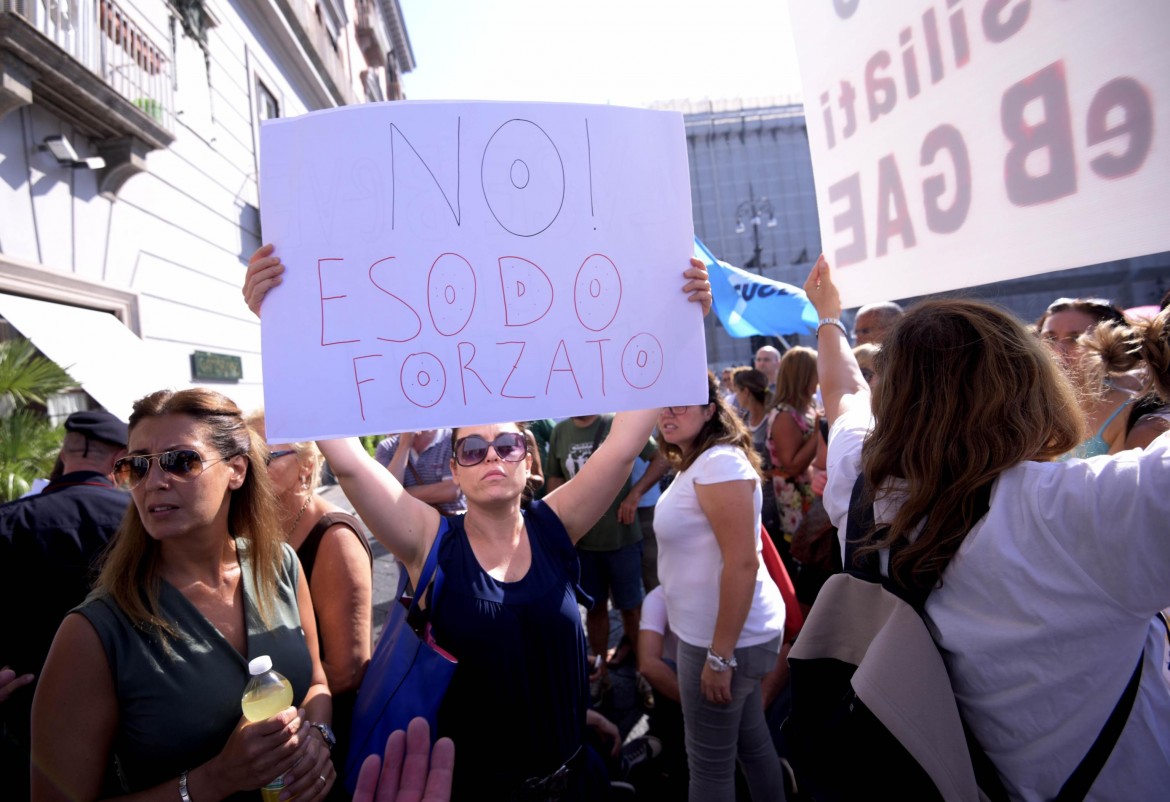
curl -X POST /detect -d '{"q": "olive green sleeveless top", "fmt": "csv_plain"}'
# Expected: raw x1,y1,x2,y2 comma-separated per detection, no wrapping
76,539,311,798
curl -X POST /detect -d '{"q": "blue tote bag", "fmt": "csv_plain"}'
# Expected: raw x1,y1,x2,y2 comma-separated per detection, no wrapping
344,518,457,792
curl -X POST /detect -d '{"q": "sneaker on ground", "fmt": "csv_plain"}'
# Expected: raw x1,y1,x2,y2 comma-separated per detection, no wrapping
620,735,663,776
608,780,637,799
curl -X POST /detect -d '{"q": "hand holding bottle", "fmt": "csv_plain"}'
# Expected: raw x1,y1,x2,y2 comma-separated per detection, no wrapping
207,704,304,798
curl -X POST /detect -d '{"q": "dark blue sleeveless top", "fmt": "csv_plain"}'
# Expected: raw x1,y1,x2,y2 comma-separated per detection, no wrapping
430,500,590,800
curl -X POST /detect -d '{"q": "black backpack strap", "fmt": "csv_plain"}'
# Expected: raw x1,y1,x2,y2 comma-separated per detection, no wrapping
844,471,1010,801
1054,643,1146,801
843,472,881,581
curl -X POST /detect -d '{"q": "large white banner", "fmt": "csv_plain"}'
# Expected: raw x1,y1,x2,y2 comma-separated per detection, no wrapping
258,102,705,442
790,1,1170,307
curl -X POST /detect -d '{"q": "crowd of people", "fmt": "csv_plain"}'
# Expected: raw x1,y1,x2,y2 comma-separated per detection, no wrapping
1,242,1168,802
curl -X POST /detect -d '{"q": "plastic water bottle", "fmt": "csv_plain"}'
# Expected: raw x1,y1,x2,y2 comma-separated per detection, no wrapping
241,655,294,802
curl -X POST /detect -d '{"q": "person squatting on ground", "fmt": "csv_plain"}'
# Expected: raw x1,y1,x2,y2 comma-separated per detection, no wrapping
244,243,712,801
654,373,787,802
32,389,336,802
807,255,1170,800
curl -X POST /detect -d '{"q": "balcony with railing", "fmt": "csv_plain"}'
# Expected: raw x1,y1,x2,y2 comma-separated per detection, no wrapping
0,0,176,196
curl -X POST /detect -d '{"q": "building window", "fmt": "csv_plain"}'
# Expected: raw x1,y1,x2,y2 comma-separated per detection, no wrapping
362,70,384,103
317,0,348,47
257,79,279,121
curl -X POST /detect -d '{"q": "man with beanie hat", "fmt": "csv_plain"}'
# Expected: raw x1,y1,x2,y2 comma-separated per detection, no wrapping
0,409,130,800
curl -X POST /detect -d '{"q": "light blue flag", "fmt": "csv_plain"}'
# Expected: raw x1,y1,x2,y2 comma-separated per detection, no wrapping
693,238,819,338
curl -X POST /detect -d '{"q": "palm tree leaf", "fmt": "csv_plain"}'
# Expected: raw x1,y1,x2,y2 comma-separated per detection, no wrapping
0,338,76,407
0,409,63,502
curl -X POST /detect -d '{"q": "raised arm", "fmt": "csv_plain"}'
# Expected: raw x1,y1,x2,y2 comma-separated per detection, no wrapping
317,438,440,578
242,248,441,575
543,408,659,542
803,255,869,426
545,257,711,540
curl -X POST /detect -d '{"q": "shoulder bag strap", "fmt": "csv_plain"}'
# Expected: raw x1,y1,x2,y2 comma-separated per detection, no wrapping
1053,639,1147,801
408,518,448,616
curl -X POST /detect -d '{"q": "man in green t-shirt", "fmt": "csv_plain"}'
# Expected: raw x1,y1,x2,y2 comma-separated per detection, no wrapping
545,414,656,703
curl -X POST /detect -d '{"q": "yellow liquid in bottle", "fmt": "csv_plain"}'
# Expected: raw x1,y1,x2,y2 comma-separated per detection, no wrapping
242,677,294,802
240,676,294,722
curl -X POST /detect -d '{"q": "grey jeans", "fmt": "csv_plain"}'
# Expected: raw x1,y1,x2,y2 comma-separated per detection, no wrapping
676,637,785,802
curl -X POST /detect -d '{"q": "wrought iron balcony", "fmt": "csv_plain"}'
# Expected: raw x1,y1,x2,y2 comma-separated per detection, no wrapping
1,0,176,196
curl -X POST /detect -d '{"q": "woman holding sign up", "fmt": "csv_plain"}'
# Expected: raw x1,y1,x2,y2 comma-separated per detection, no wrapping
244,244,711,800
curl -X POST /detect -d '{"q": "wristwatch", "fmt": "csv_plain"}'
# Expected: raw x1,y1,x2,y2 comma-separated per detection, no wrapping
705,648,738,673
309,721,337,751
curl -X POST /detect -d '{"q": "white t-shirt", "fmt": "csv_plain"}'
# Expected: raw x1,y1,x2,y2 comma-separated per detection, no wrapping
639,585,679,663
654,445,785,649
824,405,1170,801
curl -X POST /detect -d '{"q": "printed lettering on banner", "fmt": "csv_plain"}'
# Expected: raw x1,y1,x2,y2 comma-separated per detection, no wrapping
789,1,1170,307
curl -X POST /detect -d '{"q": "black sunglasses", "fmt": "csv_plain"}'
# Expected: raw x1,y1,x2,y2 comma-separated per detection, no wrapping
113,449,230,489
265,449,297,466
453,433,528,467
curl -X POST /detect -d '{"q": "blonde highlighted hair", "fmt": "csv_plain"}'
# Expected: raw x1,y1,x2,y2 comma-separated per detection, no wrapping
1080,311,1170,402
771,346,818,412
245,410,325,492
97,389,284,637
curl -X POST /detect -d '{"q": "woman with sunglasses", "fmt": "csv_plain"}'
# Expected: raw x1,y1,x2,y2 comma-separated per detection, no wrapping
32,389,336,802
810,256,1170,799
243,247,712,800
653,377,787,802
247,412,373,798
1038,297,1137,457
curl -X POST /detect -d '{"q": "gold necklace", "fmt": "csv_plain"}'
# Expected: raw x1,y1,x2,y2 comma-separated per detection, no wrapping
289,494,311,537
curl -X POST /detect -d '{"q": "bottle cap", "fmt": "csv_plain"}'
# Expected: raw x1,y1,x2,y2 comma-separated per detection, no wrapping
248,655,273,676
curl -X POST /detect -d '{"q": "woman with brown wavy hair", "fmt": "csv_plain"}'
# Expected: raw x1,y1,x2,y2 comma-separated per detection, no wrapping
806,256,1170,800
654,372,786,802
32,389,335,802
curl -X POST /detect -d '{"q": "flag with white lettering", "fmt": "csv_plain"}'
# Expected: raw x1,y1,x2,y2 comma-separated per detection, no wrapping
694,238,818,338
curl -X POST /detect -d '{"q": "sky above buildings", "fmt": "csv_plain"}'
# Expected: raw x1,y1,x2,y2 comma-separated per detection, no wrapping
397,0,804,108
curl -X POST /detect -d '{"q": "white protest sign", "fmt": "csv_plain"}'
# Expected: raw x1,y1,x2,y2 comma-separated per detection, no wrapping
258,102,705,442
789,1,1170,307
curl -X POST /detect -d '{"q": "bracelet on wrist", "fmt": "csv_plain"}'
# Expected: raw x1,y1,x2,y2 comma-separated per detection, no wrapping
179,769,192,802
817,317,848,338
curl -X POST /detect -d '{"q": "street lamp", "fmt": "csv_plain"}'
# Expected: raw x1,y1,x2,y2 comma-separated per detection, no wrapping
734,188,778,273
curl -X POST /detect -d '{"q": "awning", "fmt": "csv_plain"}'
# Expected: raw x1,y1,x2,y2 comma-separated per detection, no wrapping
0,293,177,422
